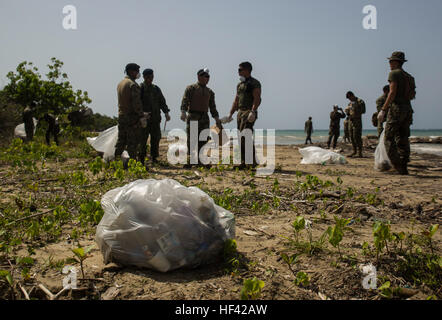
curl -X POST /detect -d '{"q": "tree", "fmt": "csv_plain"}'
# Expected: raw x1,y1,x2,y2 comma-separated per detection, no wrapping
2,57,92,118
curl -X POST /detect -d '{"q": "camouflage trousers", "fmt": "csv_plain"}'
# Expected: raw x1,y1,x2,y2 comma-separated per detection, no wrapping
384,104,413,171
138,120,162,164
115,115,141,160
186,111,210,164
327,127,340,149
24,121,34,141
343,120,350,142
237,109,257,166
349,119,363,152
305,131,312,144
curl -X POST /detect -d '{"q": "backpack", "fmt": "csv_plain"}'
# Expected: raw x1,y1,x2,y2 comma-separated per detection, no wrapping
404,71,416,101
372,112,378,127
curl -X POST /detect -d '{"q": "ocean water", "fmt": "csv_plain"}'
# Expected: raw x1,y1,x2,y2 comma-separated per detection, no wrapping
259,129,442,146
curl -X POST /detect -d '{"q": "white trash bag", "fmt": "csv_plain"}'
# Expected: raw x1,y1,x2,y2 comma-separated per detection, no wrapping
14,118,38,138
95,179,235,272
299,146,347,165
87,125,128,162
374,124,391,171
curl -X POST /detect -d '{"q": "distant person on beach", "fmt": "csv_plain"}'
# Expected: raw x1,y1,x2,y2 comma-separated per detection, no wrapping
115,63,145,168
343,106,351,143
304,117,313,144
43,113,60,146
375,85,390,137
327,105,346,149
23,101,35,142
180,68,221,168
377,51,416,175
346,91,366,158
228,61,262,170
138,68,171,166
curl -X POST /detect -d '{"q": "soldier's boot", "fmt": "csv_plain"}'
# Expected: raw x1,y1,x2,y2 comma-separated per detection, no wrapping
356,149,363,158
348,147,357,157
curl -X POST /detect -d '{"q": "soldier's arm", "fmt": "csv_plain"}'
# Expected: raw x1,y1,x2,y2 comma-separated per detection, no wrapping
209,90,220,120
251,87,262,112
157,88,170,114
228,94,239,118
180,86,191,113
130,84,144,117
382,82,397,112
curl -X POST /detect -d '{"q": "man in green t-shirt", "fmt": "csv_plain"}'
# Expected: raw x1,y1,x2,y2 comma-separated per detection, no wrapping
377,51,415,175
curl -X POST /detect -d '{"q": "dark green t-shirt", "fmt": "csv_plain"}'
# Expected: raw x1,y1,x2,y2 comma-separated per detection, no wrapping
237,77,261,110
388,69,412,105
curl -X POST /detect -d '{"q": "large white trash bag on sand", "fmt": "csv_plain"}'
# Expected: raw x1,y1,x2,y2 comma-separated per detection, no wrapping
96,179,235,272
14,118,38,138
87,126,130,162
299,146,347,165
374,125,392,171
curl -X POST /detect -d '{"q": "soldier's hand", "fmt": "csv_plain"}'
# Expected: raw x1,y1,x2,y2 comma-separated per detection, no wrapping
247,111,256,123
165,113,171,122
215,117,222,127
180,111,187,122
377,110,386,123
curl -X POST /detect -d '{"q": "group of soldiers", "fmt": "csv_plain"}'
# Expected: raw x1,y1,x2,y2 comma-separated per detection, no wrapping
304,51,416,174
115,61,261,170
22,102,60,146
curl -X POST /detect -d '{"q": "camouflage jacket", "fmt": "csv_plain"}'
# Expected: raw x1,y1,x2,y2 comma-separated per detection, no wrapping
237,76,261,110
140,82,170,122
117,76,144,118
180,83,219,118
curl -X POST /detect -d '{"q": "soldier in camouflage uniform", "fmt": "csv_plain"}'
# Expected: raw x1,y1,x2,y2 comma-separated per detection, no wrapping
180,68,221,168
23,102,35,142
304,117,313,144
377,52,416,175
343,106,351,143
327,105,346,149
228,62,262,169
346,91,366,158
115,63,145,167
375,85,390,137
138,69,171,165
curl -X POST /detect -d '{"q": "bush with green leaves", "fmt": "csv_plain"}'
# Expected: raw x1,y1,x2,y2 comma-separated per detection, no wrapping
78,200,104,227
2,58,91,117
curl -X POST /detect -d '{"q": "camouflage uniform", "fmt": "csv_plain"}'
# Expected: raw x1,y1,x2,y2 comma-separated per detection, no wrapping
348,98,365,156
44,113,60,146
236,77,261,166
23,106,34,141
327,110,346,149
304,119,313,144
181,83,219,164
343,106,350,143
138,82,170,163
384,69,414,173
376,94,388,137
115,76,144,159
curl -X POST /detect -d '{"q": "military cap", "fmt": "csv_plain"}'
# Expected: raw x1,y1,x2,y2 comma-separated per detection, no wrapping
388,51,407,62
143,68,154,76
125,63,140,73
197,68,210,76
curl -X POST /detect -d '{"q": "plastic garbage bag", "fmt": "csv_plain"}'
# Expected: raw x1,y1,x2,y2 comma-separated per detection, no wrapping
87,125,130,162
14,118,38,138
299,146,347,165
95,179,235,272
374,124,391,171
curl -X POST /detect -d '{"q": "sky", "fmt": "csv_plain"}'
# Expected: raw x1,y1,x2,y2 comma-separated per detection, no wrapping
1,0,441,130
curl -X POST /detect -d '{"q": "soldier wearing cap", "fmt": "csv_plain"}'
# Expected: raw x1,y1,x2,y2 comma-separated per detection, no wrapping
377,51,416,175
327,105,346,149
115,63,145,167
346,91,366,157
180,68,221,168
375,85,390,137
138,68,170,165
23,101,35,142
304,117,313,144
228,62,262,169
